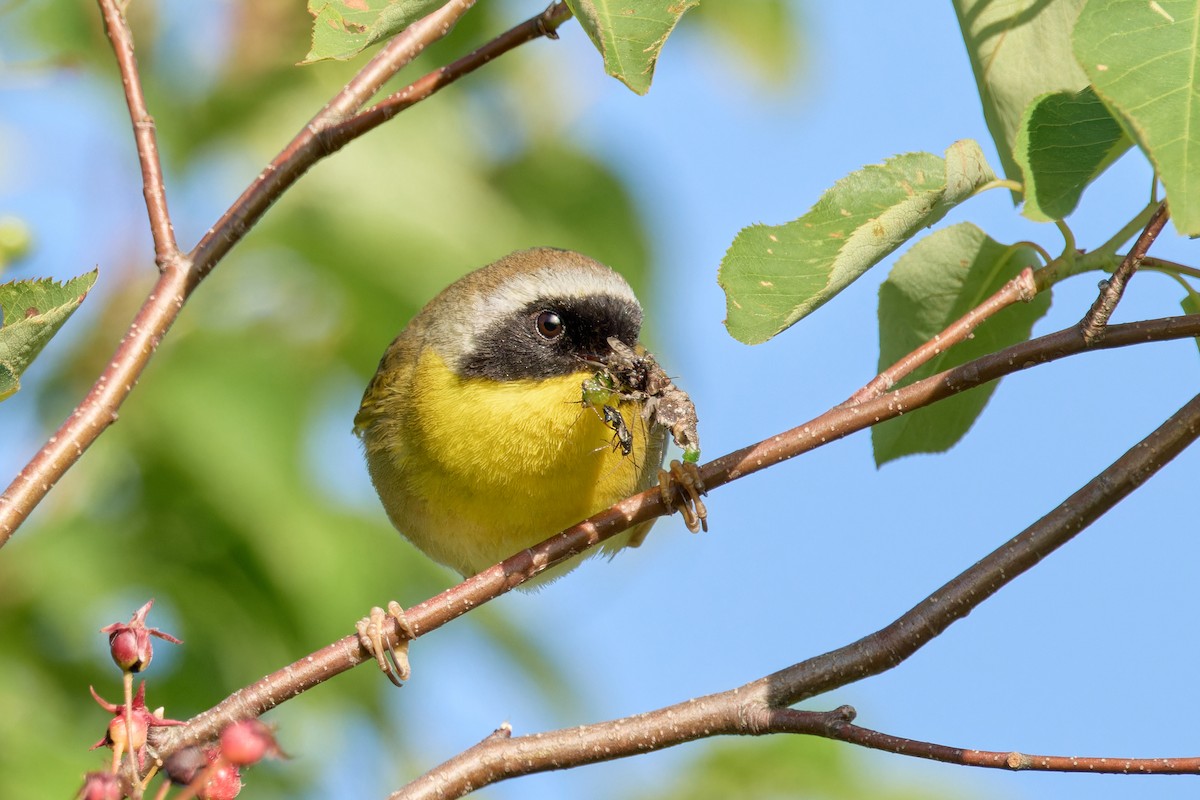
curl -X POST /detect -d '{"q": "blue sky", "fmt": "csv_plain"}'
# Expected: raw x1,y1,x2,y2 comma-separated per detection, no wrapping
5,3,1200,800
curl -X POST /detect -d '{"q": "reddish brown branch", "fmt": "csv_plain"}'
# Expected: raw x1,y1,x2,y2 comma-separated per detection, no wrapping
1080,200,1170,344
768,707,1200,775
96,0,180,269
0,1,567,548
324,3,572,144
845,265,1038,405
189,0,478,282
0,266,191,548
150,311,1200,755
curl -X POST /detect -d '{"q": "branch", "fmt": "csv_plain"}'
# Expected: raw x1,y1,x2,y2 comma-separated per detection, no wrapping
1079,200,1170,344
384,387,1200,798
0,1,569,549
95,0,180,269
149,310,1200,756
844,265,1038,405
188,0,481,282
323,3,573,145
767,707,1200,775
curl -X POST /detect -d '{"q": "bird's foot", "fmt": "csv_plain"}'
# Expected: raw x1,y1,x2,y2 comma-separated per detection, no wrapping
658,459,708,533
356,600,414,687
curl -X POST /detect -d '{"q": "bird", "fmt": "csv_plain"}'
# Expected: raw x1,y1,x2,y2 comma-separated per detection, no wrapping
352,247,704,683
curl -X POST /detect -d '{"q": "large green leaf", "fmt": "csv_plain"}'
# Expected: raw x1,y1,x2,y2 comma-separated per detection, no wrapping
1075,0,1200,234
873,223,1050,465
0,270,96,401
304,0,443,63
953,0,1089,187
719,140,997,345
1014,87,1131,221
566,0,696,95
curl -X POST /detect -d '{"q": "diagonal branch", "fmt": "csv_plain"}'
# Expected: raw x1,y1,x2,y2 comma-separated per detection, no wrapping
189,0,481,283
844,265,1038,405
382,387,1200,799
323,3,573,145
0,1,570,549
150,310,1200,755
1079,200,1170,344
768,707,1200,775
95,0,180,269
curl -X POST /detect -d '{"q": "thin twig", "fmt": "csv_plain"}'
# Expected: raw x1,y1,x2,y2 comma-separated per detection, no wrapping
324,3,573,144
844,265,1038,405
189,0,478,281
149,310,1200,755
382,388,1200,799
0,1,568,548
768,707,1200,775
1079,200,1170,344
96,0,180,269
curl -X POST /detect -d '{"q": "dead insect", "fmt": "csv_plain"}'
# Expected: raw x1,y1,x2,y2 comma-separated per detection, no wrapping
602,405,634,456
603,337,701,463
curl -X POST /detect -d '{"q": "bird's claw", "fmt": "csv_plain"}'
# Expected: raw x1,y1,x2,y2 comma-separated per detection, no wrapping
658,459,708,533
356,600,414,687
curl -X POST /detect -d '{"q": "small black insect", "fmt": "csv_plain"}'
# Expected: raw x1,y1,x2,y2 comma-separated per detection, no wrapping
602,405,633,457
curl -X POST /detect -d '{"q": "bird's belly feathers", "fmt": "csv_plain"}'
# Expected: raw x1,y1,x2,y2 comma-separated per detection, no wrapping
370,350,660,577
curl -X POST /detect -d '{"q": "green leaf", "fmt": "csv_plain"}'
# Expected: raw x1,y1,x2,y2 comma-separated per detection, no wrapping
1014,87,1131,221
719,140,997,345
953,0,1089,187
0,270,96,401
304,0,442,63
1074,0,1200,234
872,223,1050,465
566,0,696,95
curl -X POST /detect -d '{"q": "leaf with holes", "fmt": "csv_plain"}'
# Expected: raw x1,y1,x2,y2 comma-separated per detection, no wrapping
719,140,997,345
0,270,97,401
304,0,443,63
567,0,696,95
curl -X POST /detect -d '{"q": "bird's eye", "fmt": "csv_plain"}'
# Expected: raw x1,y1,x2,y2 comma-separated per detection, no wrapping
535,310,563,339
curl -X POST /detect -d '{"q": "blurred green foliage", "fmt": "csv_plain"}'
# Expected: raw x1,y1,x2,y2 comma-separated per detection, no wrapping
0,2,949,799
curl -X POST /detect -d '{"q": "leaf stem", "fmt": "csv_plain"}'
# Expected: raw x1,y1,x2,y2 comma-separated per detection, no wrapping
973,178,1024,196
1096,199,1161,257
1142,256,1200,282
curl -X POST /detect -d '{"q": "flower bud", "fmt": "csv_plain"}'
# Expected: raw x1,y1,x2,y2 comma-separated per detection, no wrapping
76,771,121,800
100,599,182,673
198,752,242,800
220,719,283,766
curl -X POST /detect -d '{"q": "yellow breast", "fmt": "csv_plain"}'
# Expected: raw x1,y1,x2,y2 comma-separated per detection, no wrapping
367,349,659,578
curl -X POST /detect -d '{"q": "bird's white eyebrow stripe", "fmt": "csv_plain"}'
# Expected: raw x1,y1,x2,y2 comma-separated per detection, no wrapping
476,266,639,323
